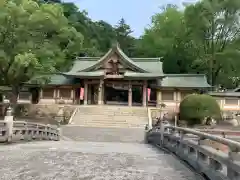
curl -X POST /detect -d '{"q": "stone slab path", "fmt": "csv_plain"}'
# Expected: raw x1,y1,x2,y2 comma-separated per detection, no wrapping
62,125,146,143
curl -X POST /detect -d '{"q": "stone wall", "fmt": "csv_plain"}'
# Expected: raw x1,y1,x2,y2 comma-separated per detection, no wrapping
14,104,75,125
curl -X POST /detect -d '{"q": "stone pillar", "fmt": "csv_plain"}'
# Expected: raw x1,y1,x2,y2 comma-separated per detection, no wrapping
142,80,147,107
228,147,240,179
156,90,162,107
128,81,132,106
4,107,13,142
84,81,88,105
98,79,104,105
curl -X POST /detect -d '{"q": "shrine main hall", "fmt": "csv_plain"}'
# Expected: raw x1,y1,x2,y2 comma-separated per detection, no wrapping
30,44,210,110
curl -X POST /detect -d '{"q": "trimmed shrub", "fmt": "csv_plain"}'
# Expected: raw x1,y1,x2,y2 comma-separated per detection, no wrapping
179,94,221,125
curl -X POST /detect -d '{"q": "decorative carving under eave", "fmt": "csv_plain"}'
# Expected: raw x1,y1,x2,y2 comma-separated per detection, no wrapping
109,59,119,75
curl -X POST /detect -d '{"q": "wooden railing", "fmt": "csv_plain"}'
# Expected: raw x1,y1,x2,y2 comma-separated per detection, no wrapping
146,126,240,180
0,120,60,143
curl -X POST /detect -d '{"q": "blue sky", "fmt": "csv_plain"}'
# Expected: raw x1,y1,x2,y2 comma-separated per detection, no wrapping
63,0,196,37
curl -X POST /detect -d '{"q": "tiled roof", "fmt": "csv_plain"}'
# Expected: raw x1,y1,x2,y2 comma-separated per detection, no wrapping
124,71,164,80
159,74,211,88
63,70,105,78
208,91,240,97
47,75,74,85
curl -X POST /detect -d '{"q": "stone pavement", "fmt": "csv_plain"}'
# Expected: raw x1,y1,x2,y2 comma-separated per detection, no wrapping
0,141,203,180
0,126,204,180
62,125,146,143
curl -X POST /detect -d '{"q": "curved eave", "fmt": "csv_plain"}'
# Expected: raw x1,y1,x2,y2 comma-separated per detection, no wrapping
152,85,211,89
124,73,165,80
62,72,104,79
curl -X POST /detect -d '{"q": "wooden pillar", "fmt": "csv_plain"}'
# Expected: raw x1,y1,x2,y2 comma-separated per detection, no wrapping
71,88,74,104
128,81,132,106
174,90,181,112
87,85,92,104
177,91,181,101
102,82,105,104
57,89,60,99
70,89,74,99
84,81,88,105
142,80,147,107
53,88,57,103
53,89,57,99
156,90,162,107
98,79,104,105
39,89,43,99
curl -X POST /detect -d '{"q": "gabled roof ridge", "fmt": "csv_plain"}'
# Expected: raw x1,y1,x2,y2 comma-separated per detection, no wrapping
77,44,148,73
115,45,147,73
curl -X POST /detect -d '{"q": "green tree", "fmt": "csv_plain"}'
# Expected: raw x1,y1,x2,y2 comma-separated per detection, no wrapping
115,18,136,56
137,5,197,74
0,0,83,104
61,2,117,56
184,0,240,87
39,0,61,3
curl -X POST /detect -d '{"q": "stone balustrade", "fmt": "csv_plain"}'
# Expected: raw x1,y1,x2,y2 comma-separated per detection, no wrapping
0,111,60,143
146,125,240,180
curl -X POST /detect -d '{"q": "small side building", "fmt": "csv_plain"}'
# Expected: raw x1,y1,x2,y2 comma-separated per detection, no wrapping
208,87,240,111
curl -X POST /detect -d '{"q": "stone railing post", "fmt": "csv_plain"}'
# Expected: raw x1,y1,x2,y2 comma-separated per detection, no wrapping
147,108,153,130
228,146,240,179
4,107,14,143
178,130,185,152
160,120,164,145
57,126,61,140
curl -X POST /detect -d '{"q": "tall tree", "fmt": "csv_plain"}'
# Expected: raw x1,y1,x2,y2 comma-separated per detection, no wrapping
115,18,136,56
61,2,118,56
138,5,197,73
184,0,240,87
0,0,83,104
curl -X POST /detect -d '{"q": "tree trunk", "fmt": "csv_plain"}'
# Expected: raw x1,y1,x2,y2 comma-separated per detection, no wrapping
10,86,19,117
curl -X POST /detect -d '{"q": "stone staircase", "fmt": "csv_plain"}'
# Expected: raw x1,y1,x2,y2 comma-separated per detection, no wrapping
69,105,148,128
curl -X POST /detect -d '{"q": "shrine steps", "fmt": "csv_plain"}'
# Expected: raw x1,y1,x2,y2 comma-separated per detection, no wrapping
70,105,148,128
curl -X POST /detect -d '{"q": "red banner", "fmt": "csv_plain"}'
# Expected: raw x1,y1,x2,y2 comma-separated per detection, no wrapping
148,88,151,101
80,88,84,100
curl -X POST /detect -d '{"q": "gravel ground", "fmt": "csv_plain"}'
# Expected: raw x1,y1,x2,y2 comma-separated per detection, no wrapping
0,141,203,180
